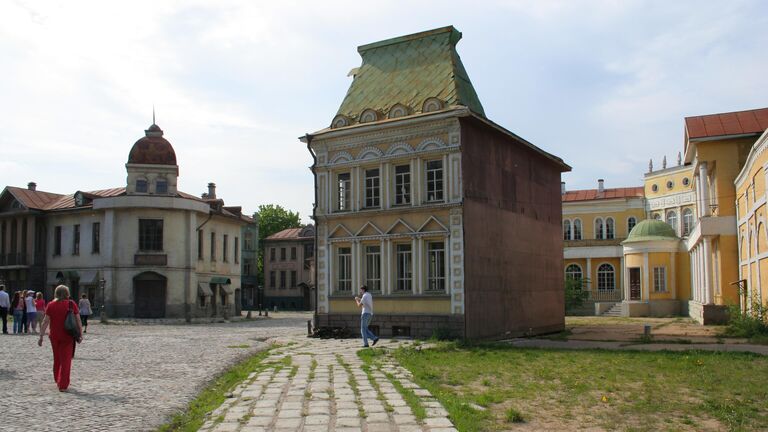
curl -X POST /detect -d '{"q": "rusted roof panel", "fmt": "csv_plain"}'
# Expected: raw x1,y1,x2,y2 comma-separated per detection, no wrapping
562,187,644,202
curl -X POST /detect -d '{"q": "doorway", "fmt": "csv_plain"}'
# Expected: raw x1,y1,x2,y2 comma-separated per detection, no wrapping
629,268,641,300
133,272,166,318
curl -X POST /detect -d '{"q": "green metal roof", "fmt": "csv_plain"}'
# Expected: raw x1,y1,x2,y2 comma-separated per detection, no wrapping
335,26,485,122
623,219,679,243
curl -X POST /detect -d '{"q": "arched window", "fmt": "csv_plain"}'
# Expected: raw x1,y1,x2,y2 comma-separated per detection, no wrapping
605,218,615,239
563,220,572,241
573,219,582,240
666,210,678,235
627,217,637,235
565,264,582,281
682,208,694,236
597,264,615,290
595,218,604,240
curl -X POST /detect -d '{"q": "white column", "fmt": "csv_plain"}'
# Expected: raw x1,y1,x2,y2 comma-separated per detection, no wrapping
676,205,683,235
442,153,449,202
689,250,696,303
622,255,629,301
695,174,704,218
411,237,418,294
444,236,450,295
386,239,392,295
380,238,386,294
351,241,358,291
697,245,705,303
643,252,650,300
382,162,390,209
699,162,710,216
586,258,592,292
327,243,333,296
703,237,713,304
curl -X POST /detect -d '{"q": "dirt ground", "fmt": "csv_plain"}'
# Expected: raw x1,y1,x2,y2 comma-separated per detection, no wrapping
563,316,745,344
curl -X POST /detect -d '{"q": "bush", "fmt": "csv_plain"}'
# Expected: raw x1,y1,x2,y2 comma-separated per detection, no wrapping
723,290,768,339
564,277,590,313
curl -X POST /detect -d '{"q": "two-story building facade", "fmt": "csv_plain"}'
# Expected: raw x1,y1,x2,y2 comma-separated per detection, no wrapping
304,26,569,339
262,225,315,311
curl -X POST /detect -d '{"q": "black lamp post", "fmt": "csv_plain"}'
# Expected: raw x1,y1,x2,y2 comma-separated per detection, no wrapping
99,278,107,323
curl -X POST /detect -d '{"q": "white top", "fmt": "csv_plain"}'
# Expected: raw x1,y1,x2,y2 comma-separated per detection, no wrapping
360,292,373,315
0,290,9,309
79,298,92,316
25,295,36,313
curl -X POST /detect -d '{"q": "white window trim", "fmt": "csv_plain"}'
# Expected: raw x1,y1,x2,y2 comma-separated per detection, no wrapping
653,266,667,293
596,262,615,291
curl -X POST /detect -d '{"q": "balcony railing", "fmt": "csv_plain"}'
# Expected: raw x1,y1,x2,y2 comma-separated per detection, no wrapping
0,253,28,266
585,289,623,302
565,238,625,247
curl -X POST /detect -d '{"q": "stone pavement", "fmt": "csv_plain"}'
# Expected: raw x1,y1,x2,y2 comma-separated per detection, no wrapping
199,337,457,432
0,312,310,431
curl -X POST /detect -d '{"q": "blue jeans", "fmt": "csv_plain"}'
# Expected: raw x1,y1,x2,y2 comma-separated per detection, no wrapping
13,310,23,333
360,313,377,346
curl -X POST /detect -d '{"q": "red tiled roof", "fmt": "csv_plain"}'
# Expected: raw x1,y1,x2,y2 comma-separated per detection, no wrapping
562,187,644,202
685,107,768,140
4,187,64,210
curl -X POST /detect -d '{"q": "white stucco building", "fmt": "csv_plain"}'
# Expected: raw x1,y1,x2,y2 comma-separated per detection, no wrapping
0,123,254,319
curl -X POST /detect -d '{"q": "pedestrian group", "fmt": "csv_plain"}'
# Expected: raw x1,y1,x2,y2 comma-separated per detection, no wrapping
0,284,91,392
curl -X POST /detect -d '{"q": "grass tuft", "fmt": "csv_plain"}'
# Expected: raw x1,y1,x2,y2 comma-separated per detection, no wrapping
505,407,525,423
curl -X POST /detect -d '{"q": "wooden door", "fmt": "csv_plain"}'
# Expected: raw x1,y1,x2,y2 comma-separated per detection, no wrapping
134,273,166,318
629,268,641,301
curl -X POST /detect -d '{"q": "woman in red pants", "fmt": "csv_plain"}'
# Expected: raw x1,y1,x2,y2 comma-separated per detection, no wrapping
38,285,83,392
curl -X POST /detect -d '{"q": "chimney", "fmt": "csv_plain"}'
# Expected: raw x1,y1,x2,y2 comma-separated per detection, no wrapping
207,182,216,199
598,179,605,193
561,181,566,195
27,182,37,191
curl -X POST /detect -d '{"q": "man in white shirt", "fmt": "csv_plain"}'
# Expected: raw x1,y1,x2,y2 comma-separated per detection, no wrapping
354,285,379,347
0,285,10,334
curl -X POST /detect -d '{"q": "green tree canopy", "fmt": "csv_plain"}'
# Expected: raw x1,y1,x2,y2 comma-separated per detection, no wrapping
255,204,301,285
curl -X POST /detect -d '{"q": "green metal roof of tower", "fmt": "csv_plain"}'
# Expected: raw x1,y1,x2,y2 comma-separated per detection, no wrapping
335,26,485,122
623,219,679,243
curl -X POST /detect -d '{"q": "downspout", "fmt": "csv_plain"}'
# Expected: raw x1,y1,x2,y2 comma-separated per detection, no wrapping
304,133,318,330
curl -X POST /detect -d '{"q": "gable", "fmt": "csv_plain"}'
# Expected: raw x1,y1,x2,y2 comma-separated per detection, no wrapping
328,224,354,239
387,219,414,235
356,221,383,237
418,216,448,233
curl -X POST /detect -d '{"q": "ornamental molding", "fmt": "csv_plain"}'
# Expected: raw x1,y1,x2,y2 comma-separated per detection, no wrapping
315,118,459,152
646,191,696,210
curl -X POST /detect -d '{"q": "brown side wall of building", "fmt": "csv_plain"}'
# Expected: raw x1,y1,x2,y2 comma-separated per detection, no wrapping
459,117,565,339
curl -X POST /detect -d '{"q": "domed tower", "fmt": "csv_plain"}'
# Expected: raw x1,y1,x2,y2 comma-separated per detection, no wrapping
125,123,179,195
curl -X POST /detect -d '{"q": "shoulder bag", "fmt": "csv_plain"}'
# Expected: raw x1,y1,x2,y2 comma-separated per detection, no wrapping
64,300,80,339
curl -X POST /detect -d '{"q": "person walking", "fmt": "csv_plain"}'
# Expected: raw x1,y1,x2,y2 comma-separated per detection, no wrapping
12,292,24,334
25,291,37,333
0,285,9,334
78,294,92,334
20,290,28,333
38,285,83,392
354,285,379,348
35,292,46,329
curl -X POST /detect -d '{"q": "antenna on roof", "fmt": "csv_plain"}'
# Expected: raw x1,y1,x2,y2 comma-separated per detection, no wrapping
152,105,156,125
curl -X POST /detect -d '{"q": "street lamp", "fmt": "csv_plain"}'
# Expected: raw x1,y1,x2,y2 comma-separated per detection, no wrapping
99,278,107,323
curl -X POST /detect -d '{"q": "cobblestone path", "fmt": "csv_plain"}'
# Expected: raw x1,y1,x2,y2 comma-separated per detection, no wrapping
0,312,309,431
200,337,457,432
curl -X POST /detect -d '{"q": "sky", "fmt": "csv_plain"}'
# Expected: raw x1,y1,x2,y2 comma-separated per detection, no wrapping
1,0,767,223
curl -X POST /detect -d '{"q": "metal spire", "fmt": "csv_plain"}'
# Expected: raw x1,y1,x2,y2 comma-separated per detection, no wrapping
152,105,156,125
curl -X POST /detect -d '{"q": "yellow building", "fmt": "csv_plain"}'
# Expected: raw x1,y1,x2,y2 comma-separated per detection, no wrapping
565,107,768,322
735,127,768,313
562,180,645,313
683,108,768,323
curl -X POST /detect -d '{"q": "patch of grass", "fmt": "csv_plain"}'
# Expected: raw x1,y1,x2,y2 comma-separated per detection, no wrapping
309,358,318,380
393,341,768,431
156,347,272,432
357,352,394,414
288,365,299,378
505,407,525,423
226,344,250,349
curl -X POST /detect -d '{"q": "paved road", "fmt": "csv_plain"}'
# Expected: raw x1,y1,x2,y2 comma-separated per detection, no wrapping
0,312,310,432
199,337,457,432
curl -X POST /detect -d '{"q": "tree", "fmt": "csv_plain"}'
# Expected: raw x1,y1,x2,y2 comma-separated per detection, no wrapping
564,277,590,314
255,204,301,285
